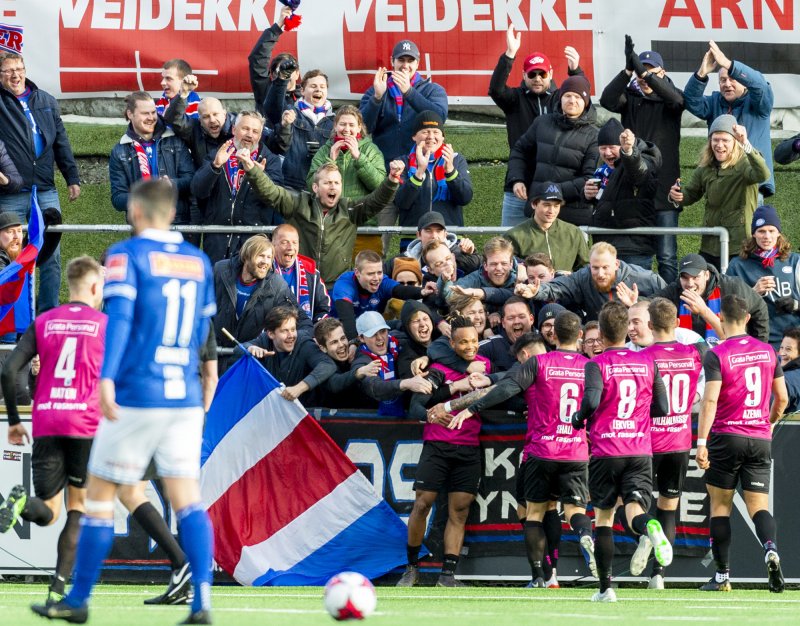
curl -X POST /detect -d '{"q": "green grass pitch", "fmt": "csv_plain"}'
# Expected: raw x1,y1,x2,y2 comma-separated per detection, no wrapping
2,583,798,625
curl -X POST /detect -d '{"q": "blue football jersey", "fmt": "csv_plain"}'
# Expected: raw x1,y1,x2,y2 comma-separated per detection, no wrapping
101,229,216,408
331,271,398,318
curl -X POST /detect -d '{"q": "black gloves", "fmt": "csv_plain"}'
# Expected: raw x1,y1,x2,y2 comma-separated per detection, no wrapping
625,35,635,72
775,296,799,315
630,52,647,78
571,413,586,431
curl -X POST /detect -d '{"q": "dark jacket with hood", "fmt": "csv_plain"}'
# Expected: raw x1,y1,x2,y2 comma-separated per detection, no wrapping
163,94,237,169
488,52,584,192
656,265,769,342
274,102,335,192
213,254,312,373
395,300,439,378
0,78,80,192
592,138,662,257
506,102,599,226
782,357,800,414
599,70,684,213
0,139,23,194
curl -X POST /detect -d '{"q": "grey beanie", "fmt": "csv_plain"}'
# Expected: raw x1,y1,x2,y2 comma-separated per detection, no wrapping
708,114,737,138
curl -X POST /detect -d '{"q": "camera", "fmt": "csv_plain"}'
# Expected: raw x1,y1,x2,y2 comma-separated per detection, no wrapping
277,58,298,80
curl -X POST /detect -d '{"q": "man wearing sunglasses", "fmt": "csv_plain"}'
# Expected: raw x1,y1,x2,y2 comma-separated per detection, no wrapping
489,25,584,227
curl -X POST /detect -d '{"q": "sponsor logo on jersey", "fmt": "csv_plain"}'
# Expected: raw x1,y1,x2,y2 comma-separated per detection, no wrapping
728,350,771,367
148,252,205,280
544,366,584,381
44,319,100,338
105,253,128,282
604,363,648,377
654,357,696,371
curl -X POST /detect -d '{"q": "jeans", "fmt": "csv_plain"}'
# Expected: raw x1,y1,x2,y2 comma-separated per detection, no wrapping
619,254,655,272
0,188,61,312
501,191,528,227
655,210,678,284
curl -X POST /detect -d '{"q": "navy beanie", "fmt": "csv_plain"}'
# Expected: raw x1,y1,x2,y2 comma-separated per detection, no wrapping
751,204,781,234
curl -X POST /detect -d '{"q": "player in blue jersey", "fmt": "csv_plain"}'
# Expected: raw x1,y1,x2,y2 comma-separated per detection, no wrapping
32,179,216,625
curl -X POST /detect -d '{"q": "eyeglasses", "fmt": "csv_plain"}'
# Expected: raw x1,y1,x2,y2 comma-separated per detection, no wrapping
584,338,603,345
398,280,420,286
0,67,25,76
527,70,547,79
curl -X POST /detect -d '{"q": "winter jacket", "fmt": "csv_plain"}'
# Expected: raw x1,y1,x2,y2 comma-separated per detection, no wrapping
0,79,80,192
360,78,448,165
190,147,284,265
273,254,331,323
442,259,522,313
275,105,335,191
504,217,589,273
306,135,386,196
774,133,800,166
163,94,236,169
246,167,399,284
506,104,599,226
488,53,584,191
213,254,312,373
656,265,769,342
395,151,473,227
683,60,774,196
782,357,800,414
533,260,667,320
678,147,770,258
726,251,800,347
248,23,302,123
317,357,372,410
395,300,438,378
591,139,662,257
599,70,684,213
0,139,23,194
109,123,194,222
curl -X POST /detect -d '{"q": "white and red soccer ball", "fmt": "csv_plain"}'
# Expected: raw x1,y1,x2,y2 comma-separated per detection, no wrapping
323,571,377,620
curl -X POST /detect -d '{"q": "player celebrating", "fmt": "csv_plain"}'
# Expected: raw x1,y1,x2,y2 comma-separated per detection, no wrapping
454,311,597,585
31,179,216,624
572,301,671,602
0,257,106,606
635,298,706,588
696,295,788,593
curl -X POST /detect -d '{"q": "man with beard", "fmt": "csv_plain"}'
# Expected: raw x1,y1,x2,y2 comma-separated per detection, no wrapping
314,318,380,409
109,93,194,223
246,306,335,405
191,110,284,265
0,212,31,402
394,111,473,237
213,234,311,374
443,237,522,314
518,242,666,321
332,249,436,340
504,182,588,272
350,311,433,416
656,254,768,343
272,223,330,323
247,161,404,285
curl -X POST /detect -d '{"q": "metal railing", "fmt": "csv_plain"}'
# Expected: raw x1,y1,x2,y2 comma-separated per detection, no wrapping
47,224,731,271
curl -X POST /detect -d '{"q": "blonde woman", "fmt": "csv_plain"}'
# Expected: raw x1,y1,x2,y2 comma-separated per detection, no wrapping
669,114,769,269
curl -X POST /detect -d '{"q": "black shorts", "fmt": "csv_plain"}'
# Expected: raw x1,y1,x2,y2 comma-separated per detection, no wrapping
589,456,653,510
652,451,690,499
32,436,93,500
523,457,589,507
414,441,481,495
705,433,771,494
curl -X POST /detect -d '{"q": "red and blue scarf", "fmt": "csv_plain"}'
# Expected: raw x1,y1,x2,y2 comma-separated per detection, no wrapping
359,335,404,416
224,149,257,199
407,143,449,202
277,256,314,316
297,99,332,124
387,71,422,122
757,247,779,268
678,286,721,342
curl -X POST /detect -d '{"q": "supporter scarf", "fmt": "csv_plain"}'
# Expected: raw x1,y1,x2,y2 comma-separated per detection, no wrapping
277,257,312,315
407,143,449,202
678,286,721,342
333,134,362,153
297,99,332,124
359,335,404,416
131,139,155,179
387,71,422,122
756,247,779,268
224,149,257,199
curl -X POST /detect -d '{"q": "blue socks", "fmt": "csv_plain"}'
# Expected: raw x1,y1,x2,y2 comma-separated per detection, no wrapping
64,516,114,608
177,503,214,613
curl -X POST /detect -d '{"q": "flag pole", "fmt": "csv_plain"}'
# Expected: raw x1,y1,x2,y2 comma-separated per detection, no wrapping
220,327,280,382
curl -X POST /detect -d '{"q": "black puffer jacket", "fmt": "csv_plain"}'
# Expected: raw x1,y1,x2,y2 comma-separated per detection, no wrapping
506,103,599,226
213,254,312,373
592,138,662,257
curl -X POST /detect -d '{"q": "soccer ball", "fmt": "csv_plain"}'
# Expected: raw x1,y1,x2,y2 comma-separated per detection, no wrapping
323,571,377,620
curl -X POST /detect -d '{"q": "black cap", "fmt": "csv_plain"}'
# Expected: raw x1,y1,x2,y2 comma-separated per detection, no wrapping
392,40,420,60
529,182,564,203
678,254,708,277
0,211,22,231
417,211,446,231
412,110,444,136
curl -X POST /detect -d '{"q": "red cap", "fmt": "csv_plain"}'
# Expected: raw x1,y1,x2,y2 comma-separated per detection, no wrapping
523,52,552,75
